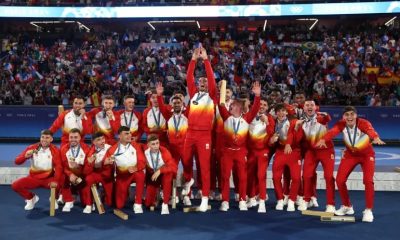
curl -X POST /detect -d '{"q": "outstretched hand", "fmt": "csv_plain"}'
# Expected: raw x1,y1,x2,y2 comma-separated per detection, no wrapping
156,82,164,96
252,81,261,96
192,48,200,60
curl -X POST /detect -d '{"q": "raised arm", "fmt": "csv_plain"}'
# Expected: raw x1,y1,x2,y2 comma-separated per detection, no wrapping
200,47,217,101
156,82,172,120
186,48,200,98
49,111,67,134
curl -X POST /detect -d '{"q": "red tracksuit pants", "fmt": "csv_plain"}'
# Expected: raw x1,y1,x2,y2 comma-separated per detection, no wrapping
182,130,212,197
272,149,302,201
115,171,145,209
81,172,114,206
247,149,270,200
336,151,375,209
221,148,247,202
144,172,173,207
303,148,335,205
12,176,59,200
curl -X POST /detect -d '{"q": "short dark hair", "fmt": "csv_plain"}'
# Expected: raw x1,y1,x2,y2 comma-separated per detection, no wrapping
226,85,234,92
69,128,81,134
274,103,287,112
147,134,159,143
103,95,115,102
171,96,182,102
343,106,357,114
118,126,130,134
41,129,53,137
74,95,85,101
92,131,105,141
295,91,305,96
123,95,135,101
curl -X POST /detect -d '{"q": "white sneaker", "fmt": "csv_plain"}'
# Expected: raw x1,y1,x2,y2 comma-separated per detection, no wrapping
24,195,39,210
161,203,169,215
295,196,304,206
62,201,74,212
56,194,64,205
133,203,143,214
239,200,248,211
220,201,229,211
198,197,208,212
195,190,203,199
283,195,289,206
183,196,192,206
311,197,319,208
83,205,92,214
297,200,308,211
275,199,284,210
181,178,194,196
362,209,374,222
258,200,266,213
246,197,258,208
335,205,354,216
287,199,295,212
326,205,336,213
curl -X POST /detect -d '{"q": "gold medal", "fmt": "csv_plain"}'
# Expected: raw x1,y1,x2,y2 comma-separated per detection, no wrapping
69,157,75,161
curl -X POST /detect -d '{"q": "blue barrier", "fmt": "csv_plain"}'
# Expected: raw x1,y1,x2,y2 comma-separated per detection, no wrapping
0,106,399,140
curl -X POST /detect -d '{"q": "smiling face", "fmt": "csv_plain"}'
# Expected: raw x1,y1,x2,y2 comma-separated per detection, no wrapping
40,134,53,148
93,136,105,149
259,100,269,114
69,132,81,147
303,100,316,117
172,98,183,113
343,110,357,127
276,108,288,122
124,97,135,111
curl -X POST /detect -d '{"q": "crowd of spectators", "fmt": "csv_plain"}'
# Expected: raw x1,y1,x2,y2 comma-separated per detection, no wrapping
1,20,400,107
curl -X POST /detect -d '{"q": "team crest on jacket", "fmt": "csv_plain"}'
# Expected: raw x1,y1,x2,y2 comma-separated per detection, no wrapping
370,157,375,162
331,154,334,160
298,160,301,165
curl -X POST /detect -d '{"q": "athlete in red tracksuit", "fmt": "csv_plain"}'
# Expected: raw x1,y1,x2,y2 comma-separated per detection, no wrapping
246,96,275,213
81,132,113,214
12,129,62,211
142,90,168,147
113,95,143,142
87,95,119,145
49,96,92,148
156,82,188,167
181,47,217,212
60,128,90,212
270,103,304,212
316,106,385,222
143,134,178,215
296,100,336,213
104,126,146,213
218,82,261,211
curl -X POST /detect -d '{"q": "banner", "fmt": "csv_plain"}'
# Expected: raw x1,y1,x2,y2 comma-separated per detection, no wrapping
0,2,400,18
